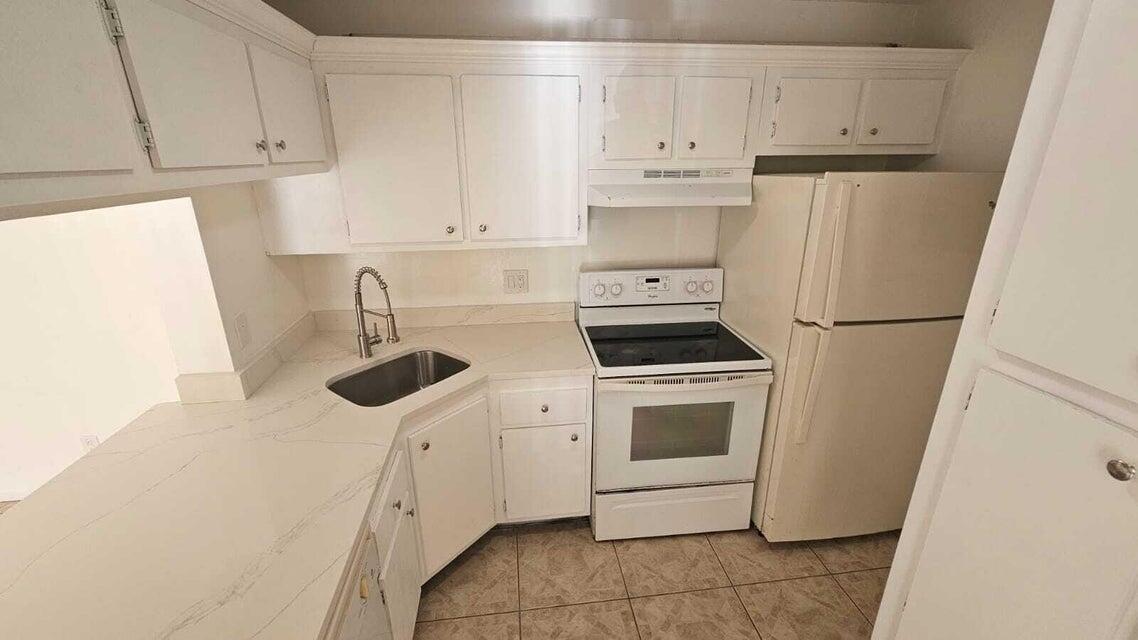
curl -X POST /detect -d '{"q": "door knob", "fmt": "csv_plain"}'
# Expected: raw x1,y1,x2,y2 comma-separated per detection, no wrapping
570,433,579,442
1107,459,1135,481
839,128,849,136
479,224,487,233
255,139,268,152
657,141,666,150
540,404,549,413
869,127,879,136
392,499,402,511
445,225,455,234
275,139,287,151
688,141,696,150
421,441,430,451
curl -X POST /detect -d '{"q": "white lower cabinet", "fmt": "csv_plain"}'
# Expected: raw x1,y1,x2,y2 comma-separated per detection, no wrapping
500,424,589,520
336,534,388,640
406,396,496,577
378,506,420,640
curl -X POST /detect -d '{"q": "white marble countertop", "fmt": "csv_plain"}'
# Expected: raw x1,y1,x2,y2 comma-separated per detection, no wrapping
0,321,592,639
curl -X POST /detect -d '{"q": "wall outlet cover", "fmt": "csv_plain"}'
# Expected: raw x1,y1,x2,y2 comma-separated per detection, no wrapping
234,312,252,350
503,269,529,294
79,435,100,452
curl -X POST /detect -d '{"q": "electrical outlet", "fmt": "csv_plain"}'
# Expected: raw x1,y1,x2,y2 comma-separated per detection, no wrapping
503,269,529,294
79,434,100,453
234,312,252,350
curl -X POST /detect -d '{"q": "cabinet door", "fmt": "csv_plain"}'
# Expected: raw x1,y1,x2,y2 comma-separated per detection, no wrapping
379,508,422,640
461,75,579,241
501,424,589,520
603,76,676,160
857,79,947,145
989,0,1138,405
326,74,464,245
114,0,266,168
407,397,494,576
897,371,1138,639
336,535,391,640
771,77,861,146
0,0,136,175
677,77,752,159
248,45,326,164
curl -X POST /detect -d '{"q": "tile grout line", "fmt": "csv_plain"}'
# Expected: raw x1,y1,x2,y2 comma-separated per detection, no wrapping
611,539,643,640
707,532,767,640
828,572,875,627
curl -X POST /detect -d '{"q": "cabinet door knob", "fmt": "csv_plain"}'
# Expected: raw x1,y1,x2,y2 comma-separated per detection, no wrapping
392,499,402,511
445,225,455,234
255,139,268,152
1107,459,1135,481
657,141,666,150
570,433,579,442
869,127,879,136
688,141,696,150
275,139,287,151
839,128,849,136
421,441,430,451
540,404,549,413
479,224,488,233
407,508,415,517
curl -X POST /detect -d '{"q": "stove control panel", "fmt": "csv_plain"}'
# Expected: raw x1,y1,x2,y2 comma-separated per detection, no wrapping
579,268,723,307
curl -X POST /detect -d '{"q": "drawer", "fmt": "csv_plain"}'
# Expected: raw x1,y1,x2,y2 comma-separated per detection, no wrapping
499,387,587,426
369,450,411,553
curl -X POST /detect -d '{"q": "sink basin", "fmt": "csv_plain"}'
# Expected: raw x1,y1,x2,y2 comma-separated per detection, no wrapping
327,350,470,407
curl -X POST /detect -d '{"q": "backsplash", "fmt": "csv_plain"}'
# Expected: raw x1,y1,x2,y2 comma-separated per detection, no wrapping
298,206,720,310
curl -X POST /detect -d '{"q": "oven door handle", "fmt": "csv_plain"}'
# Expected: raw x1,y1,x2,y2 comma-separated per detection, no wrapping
596,374,771,394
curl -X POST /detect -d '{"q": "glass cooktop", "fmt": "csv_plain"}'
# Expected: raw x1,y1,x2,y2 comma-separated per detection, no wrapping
585,321,766,368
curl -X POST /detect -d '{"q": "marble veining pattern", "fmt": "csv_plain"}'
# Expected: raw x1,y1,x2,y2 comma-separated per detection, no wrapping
0,322,592,640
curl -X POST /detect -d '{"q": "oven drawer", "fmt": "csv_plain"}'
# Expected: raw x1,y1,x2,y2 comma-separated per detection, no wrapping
499,387,588,426
592,482,754,540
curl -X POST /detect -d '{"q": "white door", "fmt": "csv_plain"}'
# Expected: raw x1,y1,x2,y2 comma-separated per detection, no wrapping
593,374,770,492
114,0,266,168
0,0,136,175
857,79,947,146
771,77,861,146
603,76,676,160
762,319,960,542
379,507,421,640
676,77,752,159
796,172,1000,325
407,397,494,577
501,424,589,520
248,45,326,164
461,75,580,241
897,370,1138,639
989,0,1138,405
326,74,464,245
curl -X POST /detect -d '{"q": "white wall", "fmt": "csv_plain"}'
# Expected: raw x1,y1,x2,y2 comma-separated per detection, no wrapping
299,206,720,311
190,184,310,370
913,0,1056,171
266,0,922,44
0,201,186,499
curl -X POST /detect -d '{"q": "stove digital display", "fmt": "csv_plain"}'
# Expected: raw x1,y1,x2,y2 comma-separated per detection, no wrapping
636,275,669,292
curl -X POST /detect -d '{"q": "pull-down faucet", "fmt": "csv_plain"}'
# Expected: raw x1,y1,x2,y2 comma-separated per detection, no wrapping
354,266,399,358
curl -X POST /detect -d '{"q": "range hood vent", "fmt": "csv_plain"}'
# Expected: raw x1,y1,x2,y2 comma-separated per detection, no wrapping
588,168,752,208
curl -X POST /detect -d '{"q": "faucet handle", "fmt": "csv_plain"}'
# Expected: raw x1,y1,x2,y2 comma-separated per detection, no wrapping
372,322,379,337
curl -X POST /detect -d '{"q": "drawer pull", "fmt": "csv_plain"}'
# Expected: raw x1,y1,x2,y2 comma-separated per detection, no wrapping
540,404,549,413
570,433,579,442
421,441,430,451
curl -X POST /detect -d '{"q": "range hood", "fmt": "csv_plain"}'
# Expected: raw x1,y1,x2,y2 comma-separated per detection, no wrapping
587,168,753,208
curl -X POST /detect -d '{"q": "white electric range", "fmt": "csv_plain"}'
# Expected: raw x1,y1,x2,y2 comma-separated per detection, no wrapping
577,268,773,540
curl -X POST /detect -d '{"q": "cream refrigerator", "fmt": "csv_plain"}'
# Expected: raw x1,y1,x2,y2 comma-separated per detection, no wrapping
718,172,1002,542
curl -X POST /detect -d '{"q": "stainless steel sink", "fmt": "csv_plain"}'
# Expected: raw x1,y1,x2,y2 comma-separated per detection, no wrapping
327,350,470,407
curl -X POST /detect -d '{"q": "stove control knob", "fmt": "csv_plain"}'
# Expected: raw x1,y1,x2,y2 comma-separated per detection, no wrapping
701,280,715,294
592,283,607,298
685,280,698,294
610,282,623,297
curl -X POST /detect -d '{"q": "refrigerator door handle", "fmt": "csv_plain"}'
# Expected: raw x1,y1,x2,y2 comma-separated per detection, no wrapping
794,328,831,444
819,181,854,328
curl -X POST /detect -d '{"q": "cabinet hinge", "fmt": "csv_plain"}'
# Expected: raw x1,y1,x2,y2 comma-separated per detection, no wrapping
134,119,156,151
379,589,386,605
774,85,781,104
991,298,1001,324
498,434,503,449
578,85,582,103
577,214,582,233
100,0,125,41
770,121,777,138
503,499,507,513
602,84,606,103
323,78,330,103
602,134,606,152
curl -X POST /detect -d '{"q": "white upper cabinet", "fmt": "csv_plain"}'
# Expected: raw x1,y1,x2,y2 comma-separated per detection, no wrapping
114,0,266,169
461,75,580,241
676,77,753,159
0,1,137,175
326,74,464,245
771,76,862,147
248,45,326,164
989,0,1138,405
897,371,1138,640
603,76,676,160
857,78,947,145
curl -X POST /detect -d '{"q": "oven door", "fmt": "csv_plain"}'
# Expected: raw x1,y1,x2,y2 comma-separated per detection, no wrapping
593,372,772,492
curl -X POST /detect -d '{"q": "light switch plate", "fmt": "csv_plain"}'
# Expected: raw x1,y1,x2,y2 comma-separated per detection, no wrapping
503,269,529,294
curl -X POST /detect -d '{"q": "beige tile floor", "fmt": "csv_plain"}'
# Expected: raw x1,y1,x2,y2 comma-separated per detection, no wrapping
415,518,898,640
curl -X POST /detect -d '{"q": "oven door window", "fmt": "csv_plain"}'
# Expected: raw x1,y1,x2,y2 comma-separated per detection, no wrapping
630,402,734,461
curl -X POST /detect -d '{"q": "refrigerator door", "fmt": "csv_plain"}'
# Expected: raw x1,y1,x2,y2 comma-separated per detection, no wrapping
795,172,1001,325
760,318,961,542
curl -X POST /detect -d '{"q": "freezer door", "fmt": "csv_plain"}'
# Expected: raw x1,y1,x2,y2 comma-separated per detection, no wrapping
761,319,960,542
795,172,1001,325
